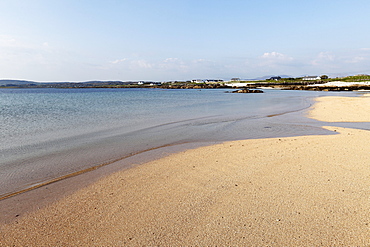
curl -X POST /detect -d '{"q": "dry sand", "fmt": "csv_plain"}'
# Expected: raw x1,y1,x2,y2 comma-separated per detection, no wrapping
309,95,370,122
1,94,370,246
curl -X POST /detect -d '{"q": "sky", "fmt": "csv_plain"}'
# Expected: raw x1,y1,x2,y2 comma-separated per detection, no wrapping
1,0,370,82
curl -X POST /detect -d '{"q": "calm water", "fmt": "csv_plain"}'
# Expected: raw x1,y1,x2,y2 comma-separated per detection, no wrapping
0,88,360,198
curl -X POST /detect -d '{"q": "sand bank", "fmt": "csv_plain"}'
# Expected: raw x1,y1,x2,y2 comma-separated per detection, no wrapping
1,95,370,246
310,81,370,87
309,95,370,122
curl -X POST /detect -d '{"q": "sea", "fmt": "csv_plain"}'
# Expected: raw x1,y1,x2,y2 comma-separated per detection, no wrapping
0,87,362,198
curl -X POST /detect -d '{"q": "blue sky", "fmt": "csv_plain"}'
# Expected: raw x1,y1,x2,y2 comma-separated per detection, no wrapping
1,0,370,81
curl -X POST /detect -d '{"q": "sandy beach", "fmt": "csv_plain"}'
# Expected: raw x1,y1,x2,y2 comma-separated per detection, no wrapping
1,94,370,246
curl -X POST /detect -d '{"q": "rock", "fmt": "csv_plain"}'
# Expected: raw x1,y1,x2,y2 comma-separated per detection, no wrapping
282,85,370,91
232,89,264,93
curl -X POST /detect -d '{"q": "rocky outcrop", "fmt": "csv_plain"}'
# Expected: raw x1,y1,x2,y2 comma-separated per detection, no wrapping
160,84,231,89
281,85,370,91
232,89,264,93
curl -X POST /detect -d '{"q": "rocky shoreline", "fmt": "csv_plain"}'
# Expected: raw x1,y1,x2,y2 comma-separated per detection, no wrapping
161,82,370,92
280,84,370,91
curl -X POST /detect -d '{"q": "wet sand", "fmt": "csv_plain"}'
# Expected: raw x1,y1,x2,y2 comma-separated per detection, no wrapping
1,94,370,246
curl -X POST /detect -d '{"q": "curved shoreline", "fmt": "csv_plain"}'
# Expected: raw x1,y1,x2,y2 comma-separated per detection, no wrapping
0,93,321,218
1,94,370,246
0,90,331,200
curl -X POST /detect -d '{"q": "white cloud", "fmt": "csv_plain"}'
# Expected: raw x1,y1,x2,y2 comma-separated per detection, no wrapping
318,52,334,60
110,58,127,64
0,35,87,81
258,52,294,74
130,60,153,69
261,52,293,61
158,58,188,72
310,52,335,66
193,58,208,63
0,35,50,52
306,50,370,76
163,58,180,63
347,56,366,64
0,35,17,47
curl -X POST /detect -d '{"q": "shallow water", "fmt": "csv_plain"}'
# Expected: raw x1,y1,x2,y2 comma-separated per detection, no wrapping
0,88,362,198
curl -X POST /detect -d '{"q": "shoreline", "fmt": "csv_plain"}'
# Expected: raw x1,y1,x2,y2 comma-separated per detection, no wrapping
0,89,337,201
0,141,214,224
1,94,370,245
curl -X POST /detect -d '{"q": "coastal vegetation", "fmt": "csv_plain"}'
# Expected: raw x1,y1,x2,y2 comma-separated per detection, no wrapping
332,74,370,82
241,75,369,84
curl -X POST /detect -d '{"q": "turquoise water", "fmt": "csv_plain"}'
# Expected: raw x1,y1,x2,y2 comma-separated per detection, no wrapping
0,88,359,198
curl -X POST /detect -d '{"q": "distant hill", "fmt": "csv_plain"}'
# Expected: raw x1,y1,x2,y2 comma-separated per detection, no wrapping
250,75,292,80
0,80,132,85
0,80,136,88
0,80,39,86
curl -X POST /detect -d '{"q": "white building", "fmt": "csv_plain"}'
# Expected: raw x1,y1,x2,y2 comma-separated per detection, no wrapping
191,79,205,83
302,76,321,81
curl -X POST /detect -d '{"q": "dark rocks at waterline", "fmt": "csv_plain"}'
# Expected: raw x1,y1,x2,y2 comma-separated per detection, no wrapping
161,84,231,89
231,89,264,93
282,85,370,91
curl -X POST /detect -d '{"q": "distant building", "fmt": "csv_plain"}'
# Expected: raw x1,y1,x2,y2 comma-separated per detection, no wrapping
191,79,223,83
137,81,161,85
302,76,321,81
231,78,241,81
205,79,223,83
191,79,205,83
269,76,281,81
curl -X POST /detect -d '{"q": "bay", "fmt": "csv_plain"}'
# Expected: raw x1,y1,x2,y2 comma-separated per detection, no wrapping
0,88,359,198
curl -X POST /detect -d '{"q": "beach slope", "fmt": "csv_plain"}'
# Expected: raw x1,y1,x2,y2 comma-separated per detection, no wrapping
1,94,370,246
